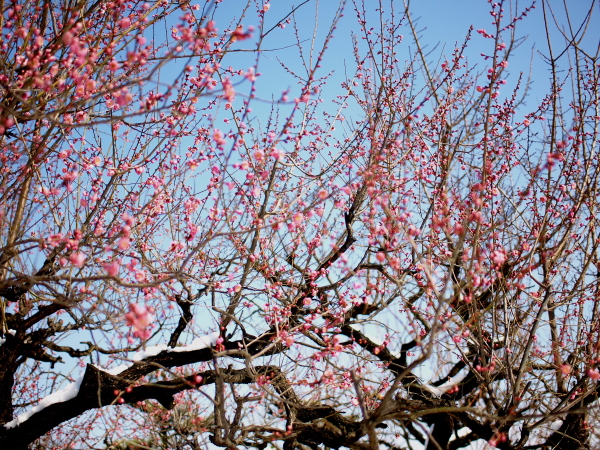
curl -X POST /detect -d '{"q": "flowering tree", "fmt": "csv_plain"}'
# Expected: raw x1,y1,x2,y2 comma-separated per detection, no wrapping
1,0,599,448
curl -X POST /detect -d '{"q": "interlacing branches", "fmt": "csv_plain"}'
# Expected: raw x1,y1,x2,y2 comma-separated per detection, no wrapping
1,0,599,449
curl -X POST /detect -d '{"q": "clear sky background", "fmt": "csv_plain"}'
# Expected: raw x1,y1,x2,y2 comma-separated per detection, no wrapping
215,0,598,138
23,1,596,448
206,2,598,448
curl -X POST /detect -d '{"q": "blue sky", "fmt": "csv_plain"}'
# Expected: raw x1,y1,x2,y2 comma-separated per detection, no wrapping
218,0,597,127
14,1,597,447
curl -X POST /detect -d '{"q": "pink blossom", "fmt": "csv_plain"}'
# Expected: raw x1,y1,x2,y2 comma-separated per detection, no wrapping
125,303,154,340
407,225,420,237
118,17,131,29
62,31,74,45
122,213,134,226
48,233,64,247
222,78,235,102
245,67,257,81
118,237,130,251
270,148,284,160
104,261,120,277
295,93,310,104
231,25,253,41
587,368,600,380
213,129,226,147
70,252,86,268
491,249,506,266
284,334,294,346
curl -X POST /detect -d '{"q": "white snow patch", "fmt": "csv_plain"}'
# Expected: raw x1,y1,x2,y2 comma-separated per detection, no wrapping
467,336,505,348
456,427,472,437
4,376,83,429
550,420,563,430
420,383,444,397
130,331,219,360
131,331,219,360
4,332,220,429
449,427,473,442
97,332,220,376
103,363,133,376
421,371,467,398
0,330,16,347
132,344,168,360
169,332,219,353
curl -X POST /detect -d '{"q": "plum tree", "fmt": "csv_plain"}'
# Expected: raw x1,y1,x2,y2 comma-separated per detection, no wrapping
0,0,598,449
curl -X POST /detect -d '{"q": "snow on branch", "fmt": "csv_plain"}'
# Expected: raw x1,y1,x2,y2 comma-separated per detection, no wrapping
4,332,219,430
4,377,83,429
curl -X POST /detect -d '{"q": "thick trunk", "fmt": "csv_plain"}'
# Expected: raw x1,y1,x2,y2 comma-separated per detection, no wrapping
425,413,455,450
0,339,18,425
544,413,589,450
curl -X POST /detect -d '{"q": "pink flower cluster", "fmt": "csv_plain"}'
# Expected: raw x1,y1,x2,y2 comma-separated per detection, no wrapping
125,303,154,340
